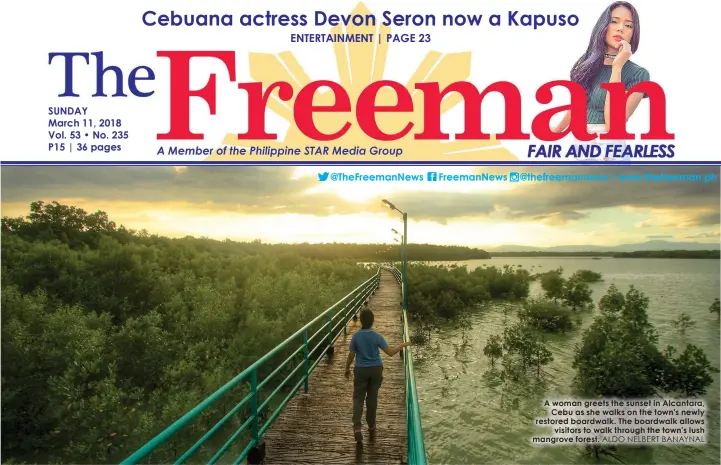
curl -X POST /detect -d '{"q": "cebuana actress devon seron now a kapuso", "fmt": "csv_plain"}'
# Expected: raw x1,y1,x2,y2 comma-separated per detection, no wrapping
139,10,579,29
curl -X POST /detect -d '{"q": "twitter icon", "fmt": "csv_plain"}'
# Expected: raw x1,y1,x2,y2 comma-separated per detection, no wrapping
318,172,329,181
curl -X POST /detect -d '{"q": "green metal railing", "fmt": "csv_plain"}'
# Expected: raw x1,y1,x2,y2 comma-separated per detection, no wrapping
385,264,428,465
122,267,381,465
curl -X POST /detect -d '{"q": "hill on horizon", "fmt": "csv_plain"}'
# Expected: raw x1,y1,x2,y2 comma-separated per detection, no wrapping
485,240,720,253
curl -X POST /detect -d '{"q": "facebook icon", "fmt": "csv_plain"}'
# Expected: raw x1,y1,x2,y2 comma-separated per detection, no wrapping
427,172,438,181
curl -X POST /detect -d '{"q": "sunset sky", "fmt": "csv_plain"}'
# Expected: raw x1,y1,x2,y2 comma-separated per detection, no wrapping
1,166,719,248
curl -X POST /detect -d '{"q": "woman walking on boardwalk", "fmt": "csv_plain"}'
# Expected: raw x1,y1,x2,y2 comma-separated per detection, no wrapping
345,309,411,444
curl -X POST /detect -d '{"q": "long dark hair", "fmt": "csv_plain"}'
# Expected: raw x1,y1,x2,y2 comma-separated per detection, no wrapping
570,2,641,92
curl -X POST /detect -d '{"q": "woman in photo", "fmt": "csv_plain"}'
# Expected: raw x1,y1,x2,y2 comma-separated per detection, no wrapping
553,2,649,160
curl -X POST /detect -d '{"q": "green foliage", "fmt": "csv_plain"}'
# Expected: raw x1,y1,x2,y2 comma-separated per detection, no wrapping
1,202,375,464
539,267,565,301
671,313,696,335
597,283,625,313
536,268,593,310
405,264,531,343
612,250,720,259
661,345,719,396
519,299,574,333
710,297,720,316
571,269,603,283
483,335,503,368
470,265,531,300
454,310,473,346
573,285,718,398
562,277,594,310
499,323,553,379
2,200,133,249
256,241,491,261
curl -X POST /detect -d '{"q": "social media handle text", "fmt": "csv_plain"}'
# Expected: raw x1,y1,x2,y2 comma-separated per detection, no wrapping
315,172,718,184
528,144,676,159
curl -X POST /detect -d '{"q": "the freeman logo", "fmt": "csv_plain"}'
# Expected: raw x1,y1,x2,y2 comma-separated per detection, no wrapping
47,51,674,142
426,172,508,182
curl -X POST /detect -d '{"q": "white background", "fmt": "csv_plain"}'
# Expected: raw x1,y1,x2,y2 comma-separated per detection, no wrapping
0,0,716,162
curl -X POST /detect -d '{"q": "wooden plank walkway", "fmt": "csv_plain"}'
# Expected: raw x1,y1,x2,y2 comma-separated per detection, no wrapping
261,269,407,464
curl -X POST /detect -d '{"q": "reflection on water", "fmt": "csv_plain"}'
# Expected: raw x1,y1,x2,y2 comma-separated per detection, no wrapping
414,258,720,464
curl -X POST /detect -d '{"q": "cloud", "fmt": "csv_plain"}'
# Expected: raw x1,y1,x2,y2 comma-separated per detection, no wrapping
532,211,589,226
0,166,315,201
635,209,719,230
683,231,721,239
382,167,719,225
647,235,673,239
2,166,719,227
676,213,720,228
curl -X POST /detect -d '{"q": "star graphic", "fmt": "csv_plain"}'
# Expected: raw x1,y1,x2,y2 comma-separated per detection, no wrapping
208,2,517,163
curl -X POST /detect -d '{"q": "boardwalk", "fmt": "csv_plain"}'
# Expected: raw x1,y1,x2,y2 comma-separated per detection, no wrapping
262,269,407,464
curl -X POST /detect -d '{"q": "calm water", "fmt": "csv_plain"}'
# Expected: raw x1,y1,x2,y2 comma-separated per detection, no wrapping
413,258,720,465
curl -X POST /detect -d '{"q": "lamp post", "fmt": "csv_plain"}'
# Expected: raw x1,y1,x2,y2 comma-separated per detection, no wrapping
382,199,407,313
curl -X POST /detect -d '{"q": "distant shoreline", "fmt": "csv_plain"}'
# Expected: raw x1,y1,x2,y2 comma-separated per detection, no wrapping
373,250,720,262
487,251,720,259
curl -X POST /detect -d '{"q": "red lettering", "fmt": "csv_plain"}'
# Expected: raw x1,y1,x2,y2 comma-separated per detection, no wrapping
156,51,236,140
155,61,673,142
602,82,633,140
293,81,351,141
533,80,595,142
414,81,529,140
639,83,672,140
237,82,294,140
601,82,673,140
356,81,414,141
